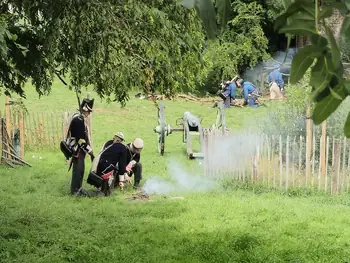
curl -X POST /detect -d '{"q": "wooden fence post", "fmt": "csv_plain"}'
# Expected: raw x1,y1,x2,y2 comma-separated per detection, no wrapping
320,121,327,180
279,135,283,187
286,135,289,190
305,104,313,186
342,137,347,193
325,136,329,193
19,110,24,159
332,139,341,194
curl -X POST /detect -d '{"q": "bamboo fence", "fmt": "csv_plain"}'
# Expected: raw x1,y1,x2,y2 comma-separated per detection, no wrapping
0,110,93,151
204,131,350,194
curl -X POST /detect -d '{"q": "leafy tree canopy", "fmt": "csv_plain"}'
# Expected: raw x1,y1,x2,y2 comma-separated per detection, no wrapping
204,0,270,83
0,0,206,105
182,0,350,137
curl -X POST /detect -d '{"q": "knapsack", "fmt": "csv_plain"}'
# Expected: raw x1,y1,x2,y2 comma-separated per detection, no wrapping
59,112,81,160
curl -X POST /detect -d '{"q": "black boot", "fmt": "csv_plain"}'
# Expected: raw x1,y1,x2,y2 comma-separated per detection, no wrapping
133,181,140,189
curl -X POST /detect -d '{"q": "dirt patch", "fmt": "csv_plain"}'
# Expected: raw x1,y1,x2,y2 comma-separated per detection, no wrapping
126,191,151,202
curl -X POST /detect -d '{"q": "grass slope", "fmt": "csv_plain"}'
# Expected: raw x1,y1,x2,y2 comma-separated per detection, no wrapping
1,84,350,262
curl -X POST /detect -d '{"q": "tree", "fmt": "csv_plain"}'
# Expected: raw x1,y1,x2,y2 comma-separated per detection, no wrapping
181,0,350,137
204,1,269,81
0,0,206,105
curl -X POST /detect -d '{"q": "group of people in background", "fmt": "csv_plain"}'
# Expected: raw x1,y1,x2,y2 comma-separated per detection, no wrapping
60,98,144,197
219,63,285,108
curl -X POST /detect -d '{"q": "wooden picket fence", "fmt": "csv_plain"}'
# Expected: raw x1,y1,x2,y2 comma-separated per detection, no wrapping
204,131,350,194
0,111,93,151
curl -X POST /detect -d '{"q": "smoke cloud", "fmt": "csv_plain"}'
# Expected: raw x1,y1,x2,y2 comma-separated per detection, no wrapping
142,160,218,195
203,132,260,176
242,48,296,88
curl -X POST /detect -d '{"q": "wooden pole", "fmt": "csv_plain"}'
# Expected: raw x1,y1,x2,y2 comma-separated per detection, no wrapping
19,110,25,159
332,139,341,194
305,104,312,186
320,121,327,180
5,96,12,139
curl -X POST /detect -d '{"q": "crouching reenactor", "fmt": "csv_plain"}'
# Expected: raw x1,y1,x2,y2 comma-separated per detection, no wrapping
87,132,127,196
121,138,144,189
236,78,260,107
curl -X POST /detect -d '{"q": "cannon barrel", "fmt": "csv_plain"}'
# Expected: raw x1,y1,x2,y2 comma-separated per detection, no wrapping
183,111,200,128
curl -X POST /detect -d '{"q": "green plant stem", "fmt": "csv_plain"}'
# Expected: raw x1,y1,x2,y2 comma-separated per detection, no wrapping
315,0,319,33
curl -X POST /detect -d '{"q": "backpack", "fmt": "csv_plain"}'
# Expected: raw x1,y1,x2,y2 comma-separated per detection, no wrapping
59,113,81,160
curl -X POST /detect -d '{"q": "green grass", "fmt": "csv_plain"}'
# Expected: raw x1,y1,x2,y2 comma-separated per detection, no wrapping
1,83,350,262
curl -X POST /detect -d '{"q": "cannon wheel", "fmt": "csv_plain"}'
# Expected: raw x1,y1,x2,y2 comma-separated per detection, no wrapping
157,102,166,155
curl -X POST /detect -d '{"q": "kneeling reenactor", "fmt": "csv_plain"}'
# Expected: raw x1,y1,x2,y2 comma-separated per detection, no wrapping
87,132,127,196
122,138,144,189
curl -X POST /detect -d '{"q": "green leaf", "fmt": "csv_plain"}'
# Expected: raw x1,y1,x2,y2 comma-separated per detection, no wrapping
290,11,315,21
180,0,195,9
310,34,328,49
194,0,218,39
278,20,316,35
345,80,350,95
309,57,332,100
312,84,347,124
319,6,333,19
290,45,323,84
345,112,350,138
329,84,344,100
324,24,341,69
274,2,307,31
344,0,350,10
216,0,230,29
340,16,350,41
281,0,292,9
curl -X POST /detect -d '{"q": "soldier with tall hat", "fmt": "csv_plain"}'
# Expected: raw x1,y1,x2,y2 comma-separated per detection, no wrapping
65,97,95,196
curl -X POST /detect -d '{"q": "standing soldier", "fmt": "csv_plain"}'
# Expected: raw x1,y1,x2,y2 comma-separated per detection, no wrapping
268,64,284,100
67,98,95,196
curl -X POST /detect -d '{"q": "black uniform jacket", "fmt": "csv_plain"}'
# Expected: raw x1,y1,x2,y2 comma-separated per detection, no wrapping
99,140,127,176
126,143,140,164
69,114,90,146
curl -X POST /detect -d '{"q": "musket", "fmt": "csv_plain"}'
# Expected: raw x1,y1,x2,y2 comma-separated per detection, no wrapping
74,86,82,114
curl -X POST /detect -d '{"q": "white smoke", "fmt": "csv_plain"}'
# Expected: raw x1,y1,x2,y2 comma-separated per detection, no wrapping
142,160,217,195
203,132,260,177
243,49,296,88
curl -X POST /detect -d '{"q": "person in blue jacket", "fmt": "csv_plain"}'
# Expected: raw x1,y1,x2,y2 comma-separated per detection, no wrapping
220,80,237,107
236,78,260,107
268,64,284,99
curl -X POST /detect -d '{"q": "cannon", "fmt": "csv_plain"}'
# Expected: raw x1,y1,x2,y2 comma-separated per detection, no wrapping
153,101,229,159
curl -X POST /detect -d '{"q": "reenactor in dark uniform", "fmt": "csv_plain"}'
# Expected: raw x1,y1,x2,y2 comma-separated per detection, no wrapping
94,132,128,193
123,138,144,189
66,98,95,196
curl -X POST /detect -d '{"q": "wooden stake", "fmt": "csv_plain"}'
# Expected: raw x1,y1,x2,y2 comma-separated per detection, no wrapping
325,136,329,193
292,137,296,187
305,104,312,186
320,121,327,179
19,110,24,159
332,139,341,194
342,137,346,193
312,131,316,187
279,135,283,187
298,136,303,187
286,135,289,191
5,96,12,138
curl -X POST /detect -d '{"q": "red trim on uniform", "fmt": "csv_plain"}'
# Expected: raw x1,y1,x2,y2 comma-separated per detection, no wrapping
102,170,113,179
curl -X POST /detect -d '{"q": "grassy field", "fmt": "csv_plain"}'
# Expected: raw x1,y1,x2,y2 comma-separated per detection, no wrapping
1,83,350,262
